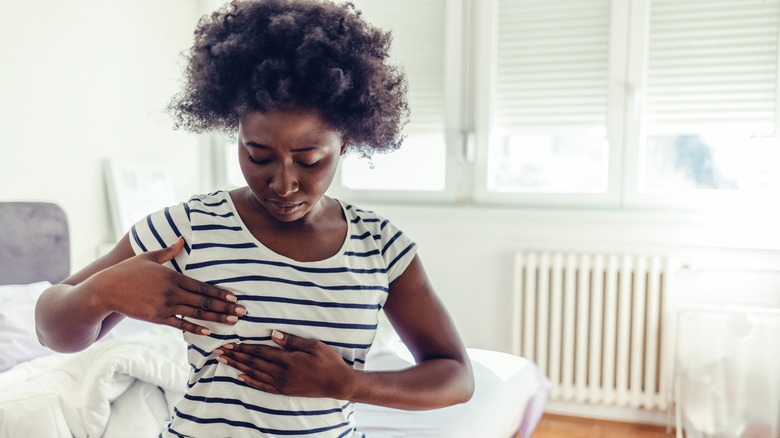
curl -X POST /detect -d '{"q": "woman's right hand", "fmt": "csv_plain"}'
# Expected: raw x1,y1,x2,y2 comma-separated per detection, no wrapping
90,237,246,336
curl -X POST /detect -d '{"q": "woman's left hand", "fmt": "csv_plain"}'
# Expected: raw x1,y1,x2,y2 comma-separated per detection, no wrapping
214,330,357,399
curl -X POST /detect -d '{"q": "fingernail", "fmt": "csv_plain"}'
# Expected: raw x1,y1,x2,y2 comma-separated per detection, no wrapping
271,329,284,340
213,349,224,356
217,357,228,364
200,328,211,335
235,306,247,316
237,376,245,382
226,294,237,303
227,315,238,323
223,343,234,350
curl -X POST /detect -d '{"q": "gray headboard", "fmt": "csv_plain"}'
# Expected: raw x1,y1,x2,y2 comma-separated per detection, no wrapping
0,202,70,285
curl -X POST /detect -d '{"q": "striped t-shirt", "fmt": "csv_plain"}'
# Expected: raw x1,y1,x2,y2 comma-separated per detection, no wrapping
129,190,417,438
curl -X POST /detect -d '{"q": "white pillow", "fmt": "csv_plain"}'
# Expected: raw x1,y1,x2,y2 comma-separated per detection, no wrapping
0,281,55,371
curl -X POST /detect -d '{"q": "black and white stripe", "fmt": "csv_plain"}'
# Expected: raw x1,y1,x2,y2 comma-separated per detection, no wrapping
132,191,416,438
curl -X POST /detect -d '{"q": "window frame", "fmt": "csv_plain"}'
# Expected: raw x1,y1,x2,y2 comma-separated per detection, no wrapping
621,0,780,211
219,0,780,216
327,0,467,204
470,0,629,208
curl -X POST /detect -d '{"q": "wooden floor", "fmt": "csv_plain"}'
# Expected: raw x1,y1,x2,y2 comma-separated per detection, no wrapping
533,414,674,438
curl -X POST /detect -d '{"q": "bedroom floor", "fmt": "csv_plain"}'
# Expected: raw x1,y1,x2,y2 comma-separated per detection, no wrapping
534,414,674,437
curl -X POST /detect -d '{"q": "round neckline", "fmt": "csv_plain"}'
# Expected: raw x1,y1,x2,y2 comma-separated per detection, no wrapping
222,190,351,265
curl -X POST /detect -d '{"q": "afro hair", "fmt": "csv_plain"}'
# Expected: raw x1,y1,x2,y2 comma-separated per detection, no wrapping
168,0,409,155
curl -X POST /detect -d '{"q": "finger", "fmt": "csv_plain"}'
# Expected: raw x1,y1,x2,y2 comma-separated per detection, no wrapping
270,329,313,352
228,343,288,363
217,350,279,384
172,305,240,325
171,289,246,320
223,346,284,369
176,277,245,316
236,374,280,394
146,237,186,265
164,315,211,336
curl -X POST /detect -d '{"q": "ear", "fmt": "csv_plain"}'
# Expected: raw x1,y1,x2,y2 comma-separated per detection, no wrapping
340,141,348,155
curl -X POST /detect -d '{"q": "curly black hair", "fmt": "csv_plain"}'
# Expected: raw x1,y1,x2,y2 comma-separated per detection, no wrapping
168,0,409,155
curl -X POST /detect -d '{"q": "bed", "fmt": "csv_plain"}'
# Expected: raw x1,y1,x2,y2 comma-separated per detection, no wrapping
0,201,550,438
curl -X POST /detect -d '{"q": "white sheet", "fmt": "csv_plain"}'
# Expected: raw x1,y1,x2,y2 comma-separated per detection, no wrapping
0,327,549,438
356,348,550,438
0,327,188,438
0,281,56,371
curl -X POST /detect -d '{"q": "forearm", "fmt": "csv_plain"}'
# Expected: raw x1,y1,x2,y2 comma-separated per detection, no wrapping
348,357,474,410
35,235,137,353
35,279,114,353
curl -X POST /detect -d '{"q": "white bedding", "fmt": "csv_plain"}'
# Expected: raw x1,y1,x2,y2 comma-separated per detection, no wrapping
0,325,549,438
0,282,58,371
0,203,550,437
0,327,188,437
357,348,550,438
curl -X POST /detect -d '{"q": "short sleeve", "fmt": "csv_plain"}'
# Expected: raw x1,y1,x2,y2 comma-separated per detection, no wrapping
377,217,417,283
128,201,192,273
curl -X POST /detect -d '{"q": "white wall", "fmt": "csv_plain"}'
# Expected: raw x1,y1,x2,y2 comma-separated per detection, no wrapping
364,203,780,353
0,0,209,270
3,1,779,426
3,0,779,365
362,203,780,423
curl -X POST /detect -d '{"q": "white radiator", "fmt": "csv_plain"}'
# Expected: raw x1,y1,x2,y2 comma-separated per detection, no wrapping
512,251,672,410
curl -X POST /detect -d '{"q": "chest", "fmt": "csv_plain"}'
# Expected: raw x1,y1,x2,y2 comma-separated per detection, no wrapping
254,225,346,262
181,240,390,368
233,194,348,262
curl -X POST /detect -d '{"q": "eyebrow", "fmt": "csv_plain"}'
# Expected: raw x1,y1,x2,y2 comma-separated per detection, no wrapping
245,142,323,152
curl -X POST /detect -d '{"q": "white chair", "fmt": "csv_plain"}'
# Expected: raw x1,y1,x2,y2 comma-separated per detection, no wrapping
674,304,780,438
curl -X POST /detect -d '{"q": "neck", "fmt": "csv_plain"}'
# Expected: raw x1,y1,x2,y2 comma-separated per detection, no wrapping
244,188,328,230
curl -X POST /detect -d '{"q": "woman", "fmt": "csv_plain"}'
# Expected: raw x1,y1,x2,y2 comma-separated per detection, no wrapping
35,1,474,436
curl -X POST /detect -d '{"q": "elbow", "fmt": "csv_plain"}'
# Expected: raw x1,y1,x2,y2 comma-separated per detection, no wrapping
34,319,68,353
35,327,91,354
438,356,475,407
456,362,476,404
34,296,93,354
35,329,69,354
34,301,56,352
438,359,475,407
463,373,476,403
35,319,95,354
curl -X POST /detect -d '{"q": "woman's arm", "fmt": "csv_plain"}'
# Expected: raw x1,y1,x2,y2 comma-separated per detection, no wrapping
216,254,475,410
348,254,474,409
35,235,246,353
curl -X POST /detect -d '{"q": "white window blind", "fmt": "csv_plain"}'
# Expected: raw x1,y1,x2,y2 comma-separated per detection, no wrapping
646,0,779,131
214,0,780,208
487,0,612,193
494,0,611,130
640,0,780,192
338,0,448,192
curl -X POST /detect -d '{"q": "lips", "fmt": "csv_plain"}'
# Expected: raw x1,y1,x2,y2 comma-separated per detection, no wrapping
265,199,304,215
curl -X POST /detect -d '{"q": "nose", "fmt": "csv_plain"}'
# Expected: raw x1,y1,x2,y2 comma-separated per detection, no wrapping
268,162,299,197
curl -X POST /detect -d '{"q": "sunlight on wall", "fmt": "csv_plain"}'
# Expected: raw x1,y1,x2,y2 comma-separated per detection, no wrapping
0,0,207,270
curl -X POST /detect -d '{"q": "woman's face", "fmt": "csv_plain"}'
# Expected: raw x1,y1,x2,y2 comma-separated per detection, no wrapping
238,109,345,223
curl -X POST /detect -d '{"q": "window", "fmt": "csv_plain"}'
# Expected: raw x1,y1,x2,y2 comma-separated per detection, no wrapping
223,0,780,211
333,0,456,201
488,0,612,194
638,0,779,200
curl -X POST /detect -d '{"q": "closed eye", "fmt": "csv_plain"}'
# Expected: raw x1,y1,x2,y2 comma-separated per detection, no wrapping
248,154,320,169
247,155,270,165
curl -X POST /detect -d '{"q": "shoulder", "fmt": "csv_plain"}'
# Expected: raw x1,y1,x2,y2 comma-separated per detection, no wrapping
336,199,417,280
136,191,231,227
338,200,392,232
128,193,221,271
186,191,232,212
